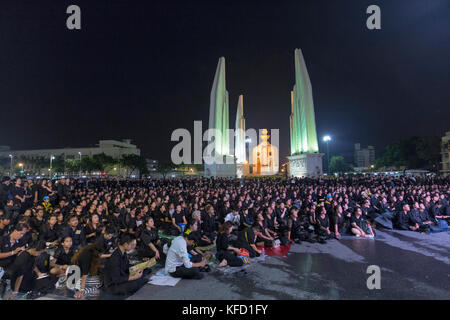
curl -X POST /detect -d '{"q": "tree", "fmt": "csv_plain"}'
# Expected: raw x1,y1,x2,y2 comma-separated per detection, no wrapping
376,136,441,171
120,155,149,178
157,163,176,179
329,156,352,174
91,153,116,173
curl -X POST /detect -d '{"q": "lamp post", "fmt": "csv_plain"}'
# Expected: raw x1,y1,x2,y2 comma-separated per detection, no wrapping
50,155,55,178
78,152,82,177
9,154,13,176
323,135,332,173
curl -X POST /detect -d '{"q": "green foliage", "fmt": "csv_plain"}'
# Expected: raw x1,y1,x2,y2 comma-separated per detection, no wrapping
120,154,149,178
329,156,352,174
376,136,440,171
157,163,176,179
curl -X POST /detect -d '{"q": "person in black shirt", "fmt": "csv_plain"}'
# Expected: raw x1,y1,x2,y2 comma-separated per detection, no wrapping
351,207,374,237
0,224,27,270
333,205,346,239
125,208,138,235
0,176,12,210
85,213,103,244
216,221,244,268
31,251,58,297
170,204,187,236
108,210,127,234
4,240,48,299
50,236,75,278
62,215,86,250
236,226,261,258
103,233,149,296
0,214,11,238
39,214,59,247
316,206,333,240
201,205,217,242
137,216,164,260
11,178,26,209
30,208,45,234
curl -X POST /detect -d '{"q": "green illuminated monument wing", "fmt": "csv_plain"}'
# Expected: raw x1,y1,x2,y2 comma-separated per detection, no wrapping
208,57,230,156
290,49,319,154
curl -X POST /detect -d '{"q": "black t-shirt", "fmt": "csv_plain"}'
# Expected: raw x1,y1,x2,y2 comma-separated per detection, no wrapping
317,215,329,229
216,233,229,252
11,185,24,205
140,228,159,246
172,211,185,225
351,215,364,228
39,223,59,242
287,217,302,234
53,245,75,266
30,217,45,233
0,235,22,267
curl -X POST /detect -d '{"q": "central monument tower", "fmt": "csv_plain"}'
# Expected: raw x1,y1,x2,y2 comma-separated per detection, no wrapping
204,57,237,177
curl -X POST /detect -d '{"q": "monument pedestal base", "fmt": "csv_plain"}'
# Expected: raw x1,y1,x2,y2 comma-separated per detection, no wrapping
287,153,323,178
236,163,250,178
203,156,237,178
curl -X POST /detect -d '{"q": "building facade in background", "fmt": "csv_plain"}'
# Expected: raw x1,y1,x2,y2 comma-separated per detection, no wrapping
0,139,144,176
354,143,375,169
441,131,450,177
0,139,140,160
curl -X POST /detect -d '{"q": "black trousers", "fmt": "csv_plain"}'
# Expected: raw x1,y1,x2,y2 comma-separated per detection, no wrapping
104,269,151,296
170,266,203,280
216,251,244,267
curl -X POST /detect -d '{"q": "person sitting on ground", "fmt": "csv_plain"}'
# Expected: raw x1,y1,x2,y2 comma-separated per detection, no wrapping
50,236,75,278
84,213,103,244
224,206,241,231
165,232,206,280
316,206,334,240
236,225,262,258
191,210,212,247
32,250,58,297
333,205,346,239
216,221,244,268
103,233,150,296
71,241,104,299
62,215,86,250
39,214,59,248
351,207,374,238
170,204,187,236
4,240,48,300
0,214,11,238
137,216,165,262
253,212,275,247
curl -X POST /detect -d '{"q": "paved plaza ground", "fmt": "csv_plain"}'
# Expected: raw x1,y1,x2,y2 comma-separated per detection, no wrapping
129,229,450,300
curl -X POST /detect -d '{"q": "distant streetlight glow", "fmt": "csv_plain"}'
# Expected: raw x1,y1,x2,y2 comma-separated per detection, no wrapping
323,135,332,173
245,138,252,143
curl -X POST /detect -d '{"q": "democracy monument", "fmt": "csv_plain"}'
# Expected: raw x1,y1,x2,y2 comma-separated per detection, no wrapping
203,49,322,178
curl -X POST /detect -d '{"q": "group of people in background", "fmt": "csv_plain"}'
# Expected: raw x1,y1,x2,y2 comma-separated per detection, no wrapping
0,175,449,299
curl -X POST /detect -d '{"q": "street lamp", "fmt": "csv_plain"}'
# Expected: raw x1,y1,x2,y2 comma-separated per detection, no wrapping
50,155,55,177
323,135,332,173
78,152,82,177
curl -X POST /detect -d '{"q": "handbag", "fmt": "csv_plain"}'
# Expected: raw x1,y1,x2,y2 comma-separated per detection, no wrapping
237,248,250,264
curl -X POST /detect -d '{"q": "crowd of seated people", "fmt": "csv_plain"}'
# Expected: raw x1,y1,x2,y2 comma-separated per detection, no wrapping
0,175,448,299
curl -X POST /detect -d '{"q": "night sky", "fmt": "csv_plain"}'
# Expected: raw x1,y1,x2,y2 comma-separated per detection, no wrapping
0,0,449,163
